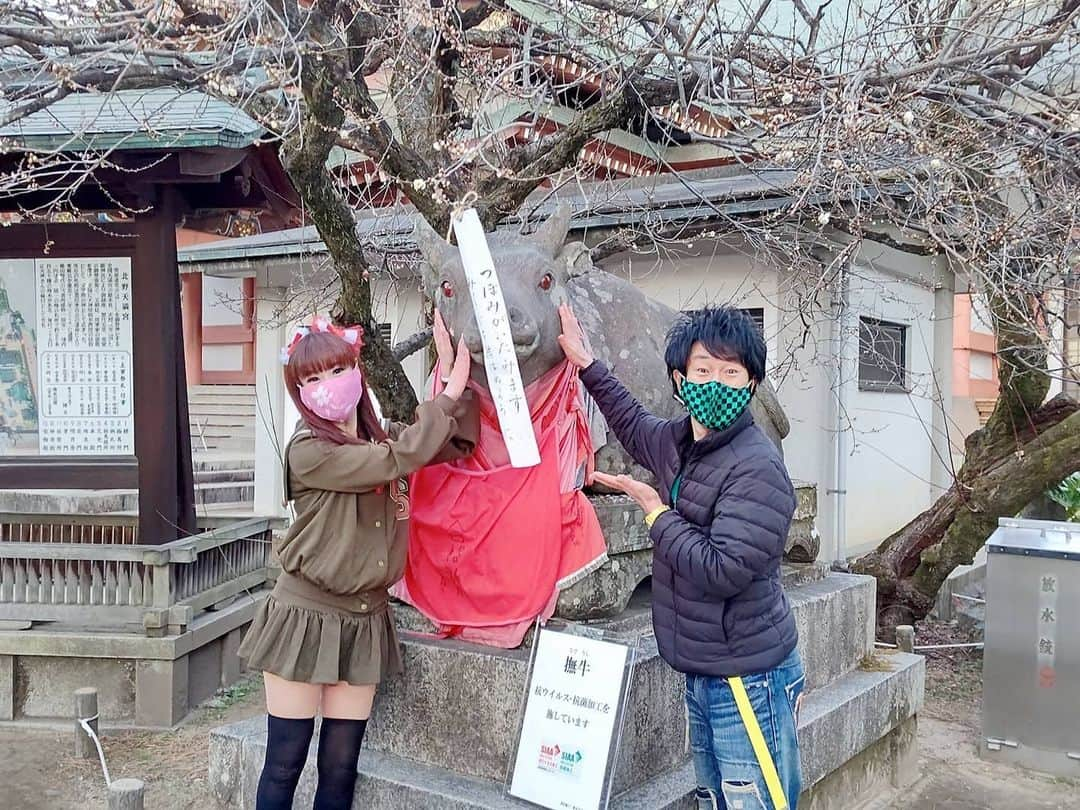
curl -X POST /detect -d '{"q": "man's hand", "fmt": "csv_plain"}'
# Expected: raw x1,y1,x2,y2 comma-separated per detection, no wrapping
557,303,595,369
590,471,663,514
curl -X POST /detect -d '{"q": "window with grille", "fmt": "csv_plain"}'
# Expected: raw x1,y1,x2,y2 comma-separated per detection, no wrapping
858,317,908,392
377,323,392,346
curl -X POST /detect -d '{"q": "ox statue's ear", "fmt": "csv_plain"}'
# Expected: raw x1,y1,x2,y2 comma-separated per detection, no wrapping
413,214,456,291
529,202,573,257
558,242,592,279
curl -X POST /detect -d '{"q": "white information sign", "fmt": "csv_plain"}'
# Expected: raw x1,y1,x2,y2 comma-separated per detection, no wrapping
510,629,630,810
451,208,540,468
35,258,135,455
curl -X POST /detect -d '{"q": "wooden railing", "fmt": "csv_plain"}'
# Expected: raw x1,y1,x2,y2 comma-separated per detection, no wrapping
0,513,141,544
0,513,246,545
0,516,274,635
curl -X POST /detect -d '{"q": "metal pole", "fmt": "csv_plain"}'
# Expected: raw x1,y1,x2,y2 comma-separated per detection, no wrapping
74,687,98,759
831,263,851,566
108,778,145,810
914,642,984,651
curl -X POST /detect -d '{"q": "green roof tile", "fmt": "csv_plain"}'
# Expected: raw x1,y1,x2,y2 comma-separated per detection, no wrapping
0,89,265,152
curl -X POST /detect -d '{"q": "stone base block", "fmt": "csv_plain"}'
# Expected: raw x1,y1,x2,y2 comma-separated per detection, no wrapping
209,652,924,809
556,548,652,620
0,593,263,728
367,569,863,791
560,490,823,621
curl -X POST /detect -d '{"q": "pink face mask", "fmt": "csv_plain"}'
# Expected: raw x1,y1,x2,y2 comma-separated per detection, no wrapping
299,368,365,422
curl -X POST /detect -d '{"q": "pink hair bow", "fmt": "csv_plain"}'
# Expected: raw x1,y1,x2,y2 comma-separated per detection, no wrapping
280,316,365,365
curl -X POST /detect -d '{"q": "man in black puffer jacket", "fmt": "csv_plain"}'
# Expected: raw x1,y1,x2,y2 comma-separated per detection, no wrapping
559,304,804,810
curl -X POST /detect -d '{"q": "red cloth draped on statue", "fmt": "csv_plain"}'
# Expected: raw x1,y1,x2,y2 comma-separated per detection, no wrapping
391,360,607,648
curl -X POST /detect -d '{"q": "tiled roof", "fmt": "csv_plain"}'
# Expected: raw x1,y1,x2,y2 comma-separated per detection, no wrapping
0,89,264,152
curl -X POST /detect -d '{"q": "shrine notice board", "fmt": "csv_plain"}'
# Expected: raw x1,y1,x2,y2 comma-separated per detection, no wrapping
0,257,134,457
508,626,637,810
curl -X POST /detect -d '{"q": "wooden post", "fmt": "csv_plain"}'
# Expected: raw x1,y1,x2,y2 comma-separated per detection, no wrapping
74,687,98,759
108,778,145,810
180,272,204,388
133,187,196,542
241,276,256,382
896,625,915,653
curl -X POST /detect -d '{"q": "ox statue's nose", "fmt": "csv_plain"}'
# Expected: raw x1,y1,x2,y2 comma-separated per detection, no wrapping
508,307,540,357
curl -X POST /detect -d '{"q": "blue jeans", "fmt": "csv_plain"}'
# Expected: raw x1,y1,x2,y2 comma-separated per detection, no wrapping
685,648,805,810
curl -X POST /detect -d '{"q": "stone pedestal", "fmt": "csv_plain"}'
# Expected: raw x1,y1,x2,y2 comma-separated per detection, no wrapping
557,487,820,621
210,566,924,808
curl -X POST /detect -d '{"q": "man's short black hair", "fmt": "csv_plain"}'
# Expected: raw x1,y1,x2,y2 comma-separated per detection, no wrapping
665,307,766,393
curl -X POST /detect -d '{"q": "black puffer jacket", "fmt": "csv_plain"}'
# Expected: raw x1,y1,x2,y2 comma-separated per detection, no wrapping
581,361,798,677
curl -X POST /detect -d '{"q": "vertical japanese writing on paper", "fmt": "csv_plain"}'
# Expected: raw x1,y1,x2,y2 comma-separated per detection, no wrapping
451,209,539,468
35,258,134,455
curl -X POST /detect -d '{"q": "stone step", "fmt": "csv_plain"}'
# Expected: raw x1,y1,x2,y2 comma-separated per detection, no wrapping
190,388,257,399
193,442,257,456
193,468,255,485
788,572,875,692
190,411,257,425
195,481,257,506
191,384,256,394
189,386,256,399
191,427,255,447
191,430,256,447
190,420,257,434
192,455,256,472
209,652,924,809
188,501,259,519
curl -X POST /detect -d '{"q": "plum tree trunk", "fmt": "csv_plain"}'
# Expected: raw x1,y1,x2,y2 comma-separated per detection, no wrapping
284,60,425,421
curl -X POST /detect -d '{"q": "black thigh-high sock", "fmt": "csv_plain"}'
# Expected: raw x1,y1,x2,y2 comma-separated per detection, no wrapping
312,717,368,810
255,715,315,810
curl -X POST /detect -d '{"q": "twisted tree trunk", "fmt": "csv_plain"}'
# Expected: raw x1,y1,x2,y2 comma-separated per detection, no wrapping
285,60,423,421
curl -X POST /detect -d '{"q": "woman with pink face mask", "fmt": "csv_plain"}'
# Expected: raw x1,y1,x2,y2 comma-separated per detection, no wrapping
238,316,475,810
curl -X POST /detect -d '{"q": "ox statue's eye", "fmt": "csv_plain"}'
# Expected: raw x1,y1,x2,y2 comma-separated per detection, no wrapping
538,273,554,291
441,281,455,298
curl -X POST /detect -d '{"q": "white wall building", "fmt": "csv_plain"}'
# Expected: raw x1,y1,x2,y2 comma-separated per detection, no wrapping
179,185,955,561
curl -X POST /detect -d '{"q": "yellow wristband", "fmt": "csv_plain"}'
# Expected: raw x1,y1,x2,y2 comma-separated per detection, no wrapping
644,506,670,527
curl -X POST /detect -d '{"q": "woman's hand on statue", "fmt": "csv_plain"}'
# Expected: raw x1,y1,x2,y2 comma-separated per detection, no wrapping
557,304,595,369
442,337,472,401
433,308,455,377
590,471,663,514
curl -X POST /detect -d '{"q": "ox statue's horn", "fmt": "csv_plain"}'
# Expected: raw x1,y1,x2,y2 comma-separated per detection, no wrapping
529,203,573,257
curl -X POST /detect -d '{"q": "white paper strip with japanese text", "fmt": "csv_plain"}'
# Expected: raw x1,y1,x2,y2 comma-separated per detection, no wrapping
451,208,540,468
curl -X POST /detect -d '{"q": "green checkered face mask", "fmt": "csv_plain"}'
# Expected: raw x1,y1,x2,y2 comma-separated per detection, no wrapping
677,377,753,431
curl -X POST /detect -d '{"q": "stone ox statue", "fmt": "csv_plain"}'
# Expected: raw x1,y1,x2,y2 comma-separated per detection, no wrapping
413,206,817,618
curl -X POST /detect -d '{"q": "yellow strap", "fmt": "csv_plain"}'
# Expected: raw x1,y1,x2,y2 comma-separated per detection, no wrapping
643,505,670,527
728,676,788,810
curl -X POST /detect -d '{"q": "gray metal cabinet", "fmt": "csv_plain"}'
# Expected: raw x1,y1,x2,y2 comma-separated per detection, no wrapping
981,517,1080,778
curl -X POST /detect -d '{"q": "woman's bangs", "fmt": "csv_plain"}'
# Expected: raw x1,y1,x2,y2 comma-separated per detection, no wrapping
288,332,356,379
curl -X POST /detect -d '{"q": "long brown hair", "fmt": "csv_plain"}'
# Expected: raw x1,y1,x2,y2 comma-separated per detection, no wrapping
283,331,387,445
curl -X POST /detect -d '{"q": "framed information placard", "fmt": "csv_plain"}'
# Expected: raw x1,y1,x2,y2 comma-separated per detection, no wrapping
508,624,638,810
0,257,134,457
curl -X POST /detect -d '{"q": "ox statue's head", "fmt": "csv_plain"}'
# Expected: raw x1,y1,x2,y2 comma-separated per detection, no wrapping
414,204,591,388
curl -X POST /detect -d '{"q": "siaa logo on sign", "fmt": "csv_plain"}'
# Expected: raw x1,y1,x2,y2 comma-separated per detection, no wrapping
538,743,583,778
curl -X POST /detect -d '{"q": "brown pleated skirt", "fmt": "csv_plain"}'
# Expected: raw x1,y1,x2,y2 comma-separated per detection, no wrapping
238,572,403,685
